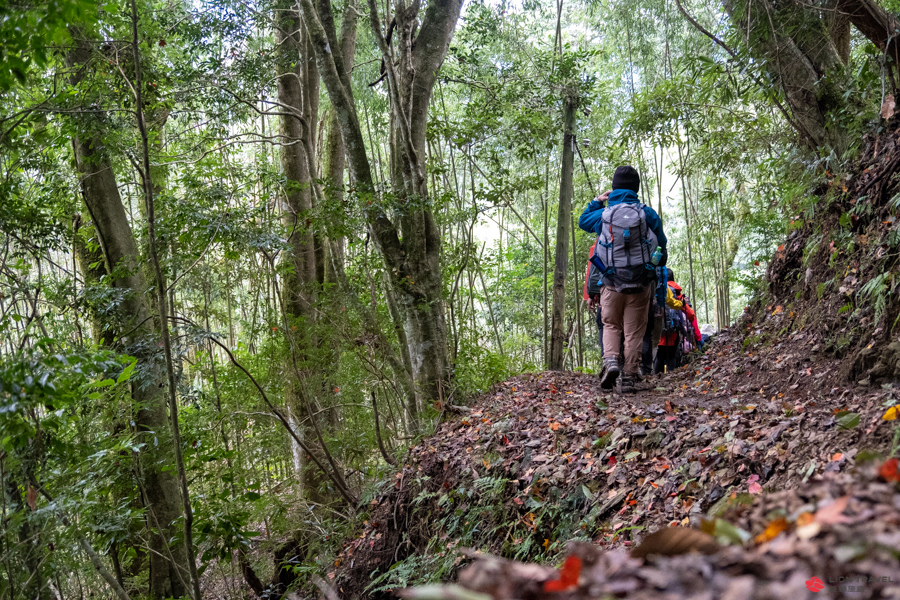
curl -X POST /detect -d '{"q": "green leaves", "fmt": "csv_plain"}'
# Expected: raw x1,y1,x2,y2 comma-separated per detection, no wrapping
836,411,860,430
700,517,752,546
0,0,96,91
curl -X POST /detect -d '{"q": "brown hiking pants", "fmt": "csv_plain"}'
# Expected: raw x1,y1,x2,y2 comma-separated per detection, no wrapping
600,285,653,376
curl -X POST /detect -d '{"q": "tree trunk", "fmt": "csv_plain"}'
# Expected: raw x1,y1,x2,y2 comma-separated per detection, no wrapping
74,134,190,599
68,37,189,600
549,98,576,370
322,0,358,280
72,214,115,346
296,0,462,408
723,0,850,152
836,0,900,69
275,0,327,502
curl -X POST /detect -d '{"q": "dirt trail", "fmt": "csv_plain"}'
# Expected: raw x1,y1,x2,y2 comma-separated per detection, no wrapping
330,313,900,599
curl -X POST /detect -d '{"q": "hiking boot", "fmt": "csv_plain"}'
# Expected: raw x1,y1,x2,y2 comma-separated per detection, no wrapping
600,356,620,390
619,374,636,394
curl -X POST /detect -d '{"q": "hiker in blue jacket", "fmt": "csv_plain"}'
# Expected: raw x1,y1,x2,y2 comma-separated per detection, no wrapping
578,183,668,254
578,166,668,393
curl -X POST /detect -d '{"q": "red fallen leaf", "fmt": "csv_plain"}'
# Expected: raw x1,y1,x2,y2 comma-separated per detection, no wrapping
665,415,676,422
607,456,617,465
879,457,900,482
513,497,524,506
502,435,510,445
749,482,762,494
664,400,673,413
777,244,785,251
543,556,581,592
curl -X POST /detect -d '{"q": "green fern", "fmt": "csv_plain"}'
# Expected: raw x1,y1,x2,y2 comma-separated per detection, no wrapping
889,192,900,211
473,475,507,498
858,271,892,324
887,228,900,248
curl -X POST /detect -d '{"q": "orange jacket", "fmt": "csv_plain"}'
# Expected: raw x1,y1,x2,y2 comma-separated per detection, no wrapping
659,282,697,346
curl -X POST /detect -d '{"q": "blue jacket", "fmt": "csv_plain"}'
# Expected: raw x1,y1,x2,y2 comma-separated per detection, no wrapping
578,189,668,267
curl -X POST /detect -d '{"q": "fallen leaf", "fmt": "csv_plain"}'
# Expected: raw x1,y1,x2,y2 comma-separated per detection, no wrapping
748,482,762,494
836,411,860,429
549,422,561,431
796,521,822,540
796,512,815,527
882,93,896,119
832,453,843,462
543,555,581,592
883,406,900,421
631,527,718,559
879,457,900,482
754,517,788,544
815,496,850,524
700,518,751,546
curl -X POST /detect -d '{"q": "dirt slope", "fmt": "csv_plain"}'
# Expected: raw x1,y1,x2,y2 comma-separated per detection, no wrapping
330,314,900,599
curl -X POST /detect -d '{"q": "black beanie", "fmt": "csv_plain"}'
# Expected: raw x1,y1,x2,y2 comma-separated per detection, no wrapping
667,269,676,282
612,165,640,192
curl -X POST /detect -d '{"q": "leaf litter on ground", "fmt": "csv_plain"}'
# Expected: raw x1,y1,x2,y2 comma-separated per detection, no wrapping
333,325,900,599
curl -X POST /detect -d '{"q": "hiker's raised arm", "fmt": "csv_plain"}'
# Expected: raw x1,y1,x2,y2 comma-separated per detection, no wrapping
578,190,610,234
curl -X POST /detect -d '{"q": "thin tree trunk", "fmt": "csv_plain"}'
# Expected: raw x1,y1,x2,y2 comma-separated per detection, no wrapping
549,98,576,370
676,141,696,302
275,0,326,501
128,1,201,595
571,216,583,368
67,32,191,599
543,165,549,367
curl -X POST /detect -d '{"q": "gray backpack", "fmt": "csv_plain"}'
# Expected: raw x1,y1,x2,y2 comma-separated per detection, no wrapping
596,202,658,292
